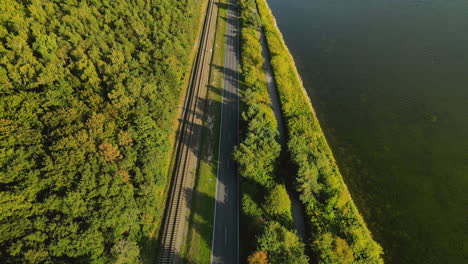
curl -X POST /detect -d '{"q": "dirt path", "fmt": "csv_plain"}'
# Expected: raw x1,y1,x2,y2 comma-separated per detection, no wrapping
258,27,308,241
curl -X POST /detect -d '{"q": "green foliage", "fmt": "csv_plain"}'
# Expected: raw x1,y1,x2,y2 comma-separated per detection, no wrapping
258,221,308,264
263,184,290,217
236,1,308,263
241,186,263,218
335,236,355,264
0,0,202,262
111,240,140,264
234,0,280,189
234,105,280,187
254,0,384,263
313,233,355,264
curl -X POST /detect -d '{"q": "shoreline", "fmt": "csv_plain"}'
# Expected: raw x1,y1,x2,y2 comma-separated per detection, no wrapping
261,1,370,229
255,0,384,261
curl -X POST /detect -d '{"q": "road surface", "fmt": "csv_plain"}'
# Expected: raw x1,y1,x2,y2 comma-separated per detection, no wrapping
211,0,240,263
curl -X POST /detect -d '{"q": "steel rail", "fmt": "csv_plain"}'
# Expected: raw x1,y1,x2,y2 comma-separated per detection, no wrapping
157,0,217,263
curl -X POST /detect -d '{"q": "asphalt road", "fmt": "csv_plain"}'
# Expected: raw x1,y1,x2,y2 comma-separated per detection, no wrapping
210,0,240,263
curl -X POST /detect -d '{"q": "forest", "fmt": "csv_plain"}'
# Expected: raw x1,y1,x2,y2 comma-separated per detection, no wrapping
244,0,385,263
234,0,308,263
0,0,201,263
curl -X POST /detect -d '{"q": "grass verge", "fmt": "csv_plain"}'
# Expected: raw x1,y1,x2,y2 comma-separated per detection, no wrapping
181,0,227,262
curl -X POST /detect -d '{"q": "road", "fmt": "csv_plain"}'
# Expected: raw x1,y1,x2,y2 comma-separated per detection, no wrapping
210,0,240,263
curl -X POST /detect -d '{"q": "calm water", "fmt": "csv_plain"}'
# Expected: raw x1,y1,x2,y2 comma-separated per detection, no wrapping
266,0,468,263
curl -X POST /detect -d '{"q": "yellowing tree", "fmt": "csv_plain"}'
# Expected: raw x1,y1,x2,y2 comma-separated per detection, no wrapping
99,142,121,162
248,251,268,264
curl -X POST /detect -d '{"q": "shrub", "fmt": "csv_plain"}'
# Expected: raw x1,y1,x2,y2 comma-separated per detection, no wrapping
263,184,290,217
258,221,308,264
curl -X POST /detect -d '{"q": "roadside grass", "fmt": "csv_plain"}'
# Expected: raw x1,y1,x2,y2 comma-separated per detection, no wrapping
182,0,228,263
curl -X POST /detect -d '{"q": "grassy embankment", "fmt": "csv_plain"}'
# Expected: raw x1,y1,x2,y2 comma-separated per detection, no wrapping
181,0,227,263
253,0,384,263
234,0,308,263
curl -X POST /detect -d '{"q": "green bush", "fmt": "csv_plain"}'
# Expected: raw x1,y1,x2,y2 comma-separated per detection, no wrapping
258,221,308,264
234,105,280,187
241,182,264,218
254,0,384,262
263,184,290,217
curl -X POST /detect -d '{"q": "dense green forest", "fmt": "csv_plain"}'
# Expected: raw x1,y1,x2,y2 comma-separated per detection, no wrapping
253,0,384,263
0,0,201,263
234,1,308,263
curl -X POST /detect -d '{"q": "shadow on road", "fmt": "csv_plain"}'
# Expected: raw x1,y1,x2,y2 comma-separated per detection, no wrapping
153,0,243,262
154,60,239,262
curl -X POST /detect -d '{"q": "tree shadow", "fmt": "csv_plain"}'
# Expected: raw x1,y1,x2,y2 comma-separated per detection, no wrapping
216,1,229,11
211,64,239,90
182,186,216,263
173,84,237,165
153,0,243,261
153,65,239,263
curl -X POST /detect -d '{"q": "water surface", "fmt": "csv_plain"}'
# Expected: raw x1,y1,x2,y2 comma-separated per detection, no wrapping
266,0,468,262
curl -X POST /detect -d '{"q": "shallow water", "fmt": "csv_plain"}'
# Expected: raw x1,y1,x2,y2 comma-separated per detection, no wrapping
266,0,468,262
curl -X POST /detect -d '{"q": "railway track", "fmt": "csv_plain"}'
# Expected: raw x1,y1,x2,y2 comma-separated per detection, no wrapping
157,0,218,263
